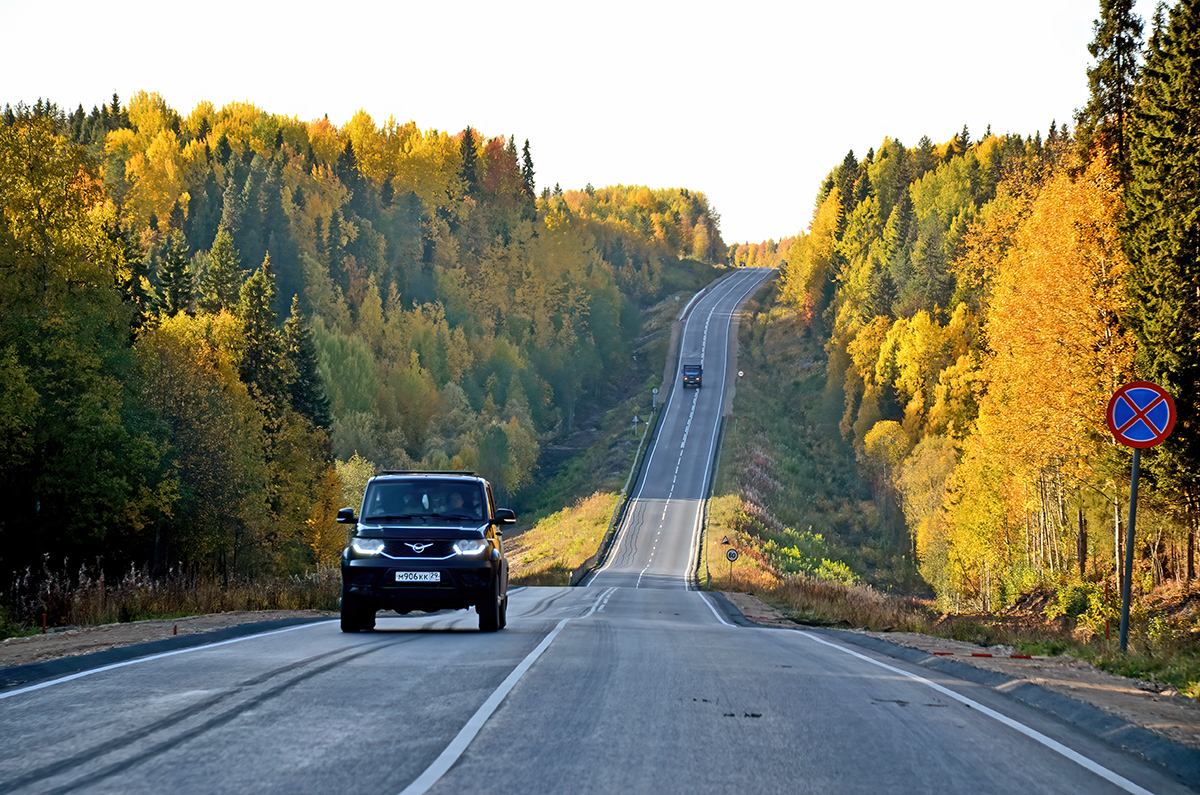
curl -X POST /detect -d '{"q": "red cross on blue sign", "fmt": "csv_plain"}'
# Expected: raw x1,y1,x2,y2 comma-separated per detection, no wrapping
1106,381,1176,449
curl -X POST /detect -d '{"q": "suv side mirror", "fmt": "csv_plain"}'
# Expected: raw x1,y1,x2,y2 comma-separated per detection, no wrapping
493,508,516,525
336,507,357,524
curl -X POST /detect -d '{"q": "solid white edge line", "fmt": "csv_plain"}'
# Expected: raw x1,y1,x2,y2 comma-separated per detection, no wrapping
786,630,1155,795
0,620,337,701
398,588,613,795
698,592,733,626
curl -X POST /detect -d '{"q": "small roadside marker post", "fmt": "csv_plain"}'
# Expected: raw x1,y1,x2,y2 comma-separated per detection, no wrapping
1105,381,1176,652
726,548,738,590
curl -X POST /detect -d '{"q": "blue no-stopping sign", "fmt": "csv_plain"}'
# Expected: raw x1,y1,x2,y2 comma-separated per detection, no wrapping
1106,381,1176,449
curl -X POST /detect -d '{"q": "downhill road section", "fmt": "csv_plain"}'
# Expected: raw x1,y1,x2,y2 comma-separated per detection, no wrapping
586,266,774,590
1,268,1193,795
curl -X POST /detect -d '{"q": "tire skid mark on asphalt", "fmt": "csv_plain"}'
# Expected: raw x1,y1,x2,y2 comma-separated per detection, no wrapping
397,587,616,795
506,587,575,620
0,621,336,702
0,637,420,795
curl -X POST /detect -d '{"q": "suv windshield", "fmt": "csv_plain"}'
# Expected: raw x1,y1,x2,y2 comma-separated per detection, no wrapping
363,480,485,522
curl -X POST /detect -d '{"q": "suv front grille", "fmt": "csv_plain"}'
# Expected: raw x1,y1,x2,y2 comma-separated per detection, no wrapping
380,539,458,560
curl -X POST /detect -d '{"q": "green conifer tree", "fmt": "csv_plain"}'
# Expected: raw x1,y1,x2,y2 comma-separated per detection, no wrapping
157,231,194,317
1125,0,1200,576
199,228,243,314
237,254,291,410
1077,0,1144,183
460,126,478,194
283,295,332,428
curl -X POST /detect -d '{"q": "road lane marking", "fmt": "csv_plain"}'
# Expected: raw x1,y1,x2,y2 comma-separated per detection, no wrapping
783,629,1155,795
398,588,615,795
0,621,337,701
698,593,734,626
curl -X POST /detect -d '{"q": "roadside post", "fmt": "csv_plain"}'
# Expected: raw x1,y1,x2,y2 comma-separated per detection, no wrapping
652,387,658,410
726,548,738,590
1105,381,1176,652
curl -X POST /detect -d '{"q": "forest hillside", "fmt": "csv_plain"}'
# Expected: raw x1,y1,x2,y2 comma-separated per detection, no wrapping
0,95,725,602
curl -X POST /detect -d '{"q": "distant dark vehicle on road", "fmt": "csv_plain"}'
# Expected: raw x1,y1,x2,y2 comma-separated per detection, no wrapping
682,362,702,388
337,471,515,632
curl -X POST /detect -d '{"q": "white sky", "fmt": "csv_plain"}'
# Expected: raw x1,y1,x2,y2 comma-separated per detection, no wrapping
0,0,1162,246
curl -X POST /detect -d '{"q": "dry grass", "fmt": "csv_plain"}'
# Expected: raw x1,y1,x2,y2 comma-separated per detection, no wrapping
507,492,620,587
2,561,341,639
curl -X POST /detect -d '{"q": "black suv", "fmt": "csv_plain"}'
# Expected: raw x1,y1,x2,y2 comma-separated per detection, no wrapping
338,471,515,632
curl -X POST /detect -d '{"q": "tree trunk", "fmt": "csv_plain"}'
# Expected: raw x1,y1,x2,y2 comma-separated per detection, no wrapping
1077,506,1087,578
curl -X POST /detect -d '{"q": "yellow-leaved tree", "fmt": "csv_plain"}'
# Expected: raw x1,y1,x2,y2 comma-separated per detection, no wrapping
941,155,1134,607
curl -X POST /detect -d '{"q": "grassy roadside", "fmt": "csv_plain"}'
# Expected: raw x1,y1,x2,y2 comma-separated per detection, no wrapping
702,282,1200,699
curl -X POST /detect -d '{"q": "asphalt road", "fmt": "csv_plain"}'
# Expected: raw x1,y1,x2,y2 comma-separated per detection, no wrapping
1,268,1194,795
586,266,774,591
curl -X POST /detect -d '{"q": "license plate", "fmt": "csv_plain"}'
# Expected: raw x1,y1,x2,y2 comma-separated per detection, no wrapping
395,571,440,583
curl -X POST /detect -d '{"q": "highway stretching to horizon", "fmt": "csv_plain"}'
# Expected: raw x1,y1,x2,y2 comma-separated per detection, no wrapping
1,267,1194,794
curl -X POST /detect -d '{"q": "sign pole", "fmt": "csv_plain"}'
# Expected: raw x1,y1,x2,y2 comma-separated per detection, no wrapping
1118,448,1140,652
1105,381,1174,654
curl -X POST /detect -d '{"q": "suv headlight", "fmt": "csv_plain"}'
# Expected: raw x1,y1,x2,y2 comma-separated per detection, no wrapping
350,537,386,557
453,539,489,556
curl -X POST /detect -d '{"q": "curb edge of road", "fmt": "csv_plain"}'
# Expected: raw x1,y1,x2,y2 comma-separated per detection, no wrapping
0,616,333,692
709,592,1200,791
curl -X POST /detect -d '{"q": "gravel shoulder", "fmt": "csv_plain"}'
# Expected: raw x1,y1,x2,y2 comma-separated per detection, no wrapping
724,591,1200,754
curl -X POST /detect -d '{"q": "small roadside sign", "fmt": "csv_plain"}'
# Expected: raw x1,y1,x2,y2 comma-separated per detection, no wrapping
726,549,738,563
1106,381,1175,449
1106,380,1176,651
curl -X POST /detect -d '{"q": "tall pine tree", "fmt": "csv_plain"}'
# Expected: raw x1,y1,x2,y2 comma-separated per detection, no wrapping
237,254,291,412
1076,0,1144,183
157,231,194,317
283,295,331,429
460,126,479,195
198,228,243,314
1125,1,1200,577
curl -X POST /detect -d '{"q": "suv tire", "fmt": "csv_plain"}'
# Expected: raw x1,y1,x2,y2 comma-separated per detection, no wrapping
477,578,502,632
340,594,376,633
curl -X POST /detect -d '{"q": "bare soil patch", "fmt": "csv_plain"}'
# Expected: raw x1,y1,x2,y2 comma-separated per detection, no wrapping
724,592,1200,752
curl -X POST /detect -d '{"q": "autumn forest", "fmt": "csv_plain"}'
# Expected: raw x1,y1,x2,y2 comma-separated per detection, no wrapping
0,90,724,605
2,0,1198,635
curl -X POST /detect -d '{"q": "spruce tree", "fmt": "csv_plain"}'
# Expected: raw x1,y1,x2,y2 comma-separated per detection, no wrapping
157,231,194,317
237,254,291,410
460,126,478,194
521,138,535,196
1125,1,1200,566
199,228,243,314
283,295,332,428
1076,0,1143,183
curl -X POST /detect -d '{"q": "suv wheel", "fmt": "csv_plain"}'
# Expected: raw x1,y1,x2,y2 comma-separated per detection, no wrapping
478,579,502,632
341,593,376,633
